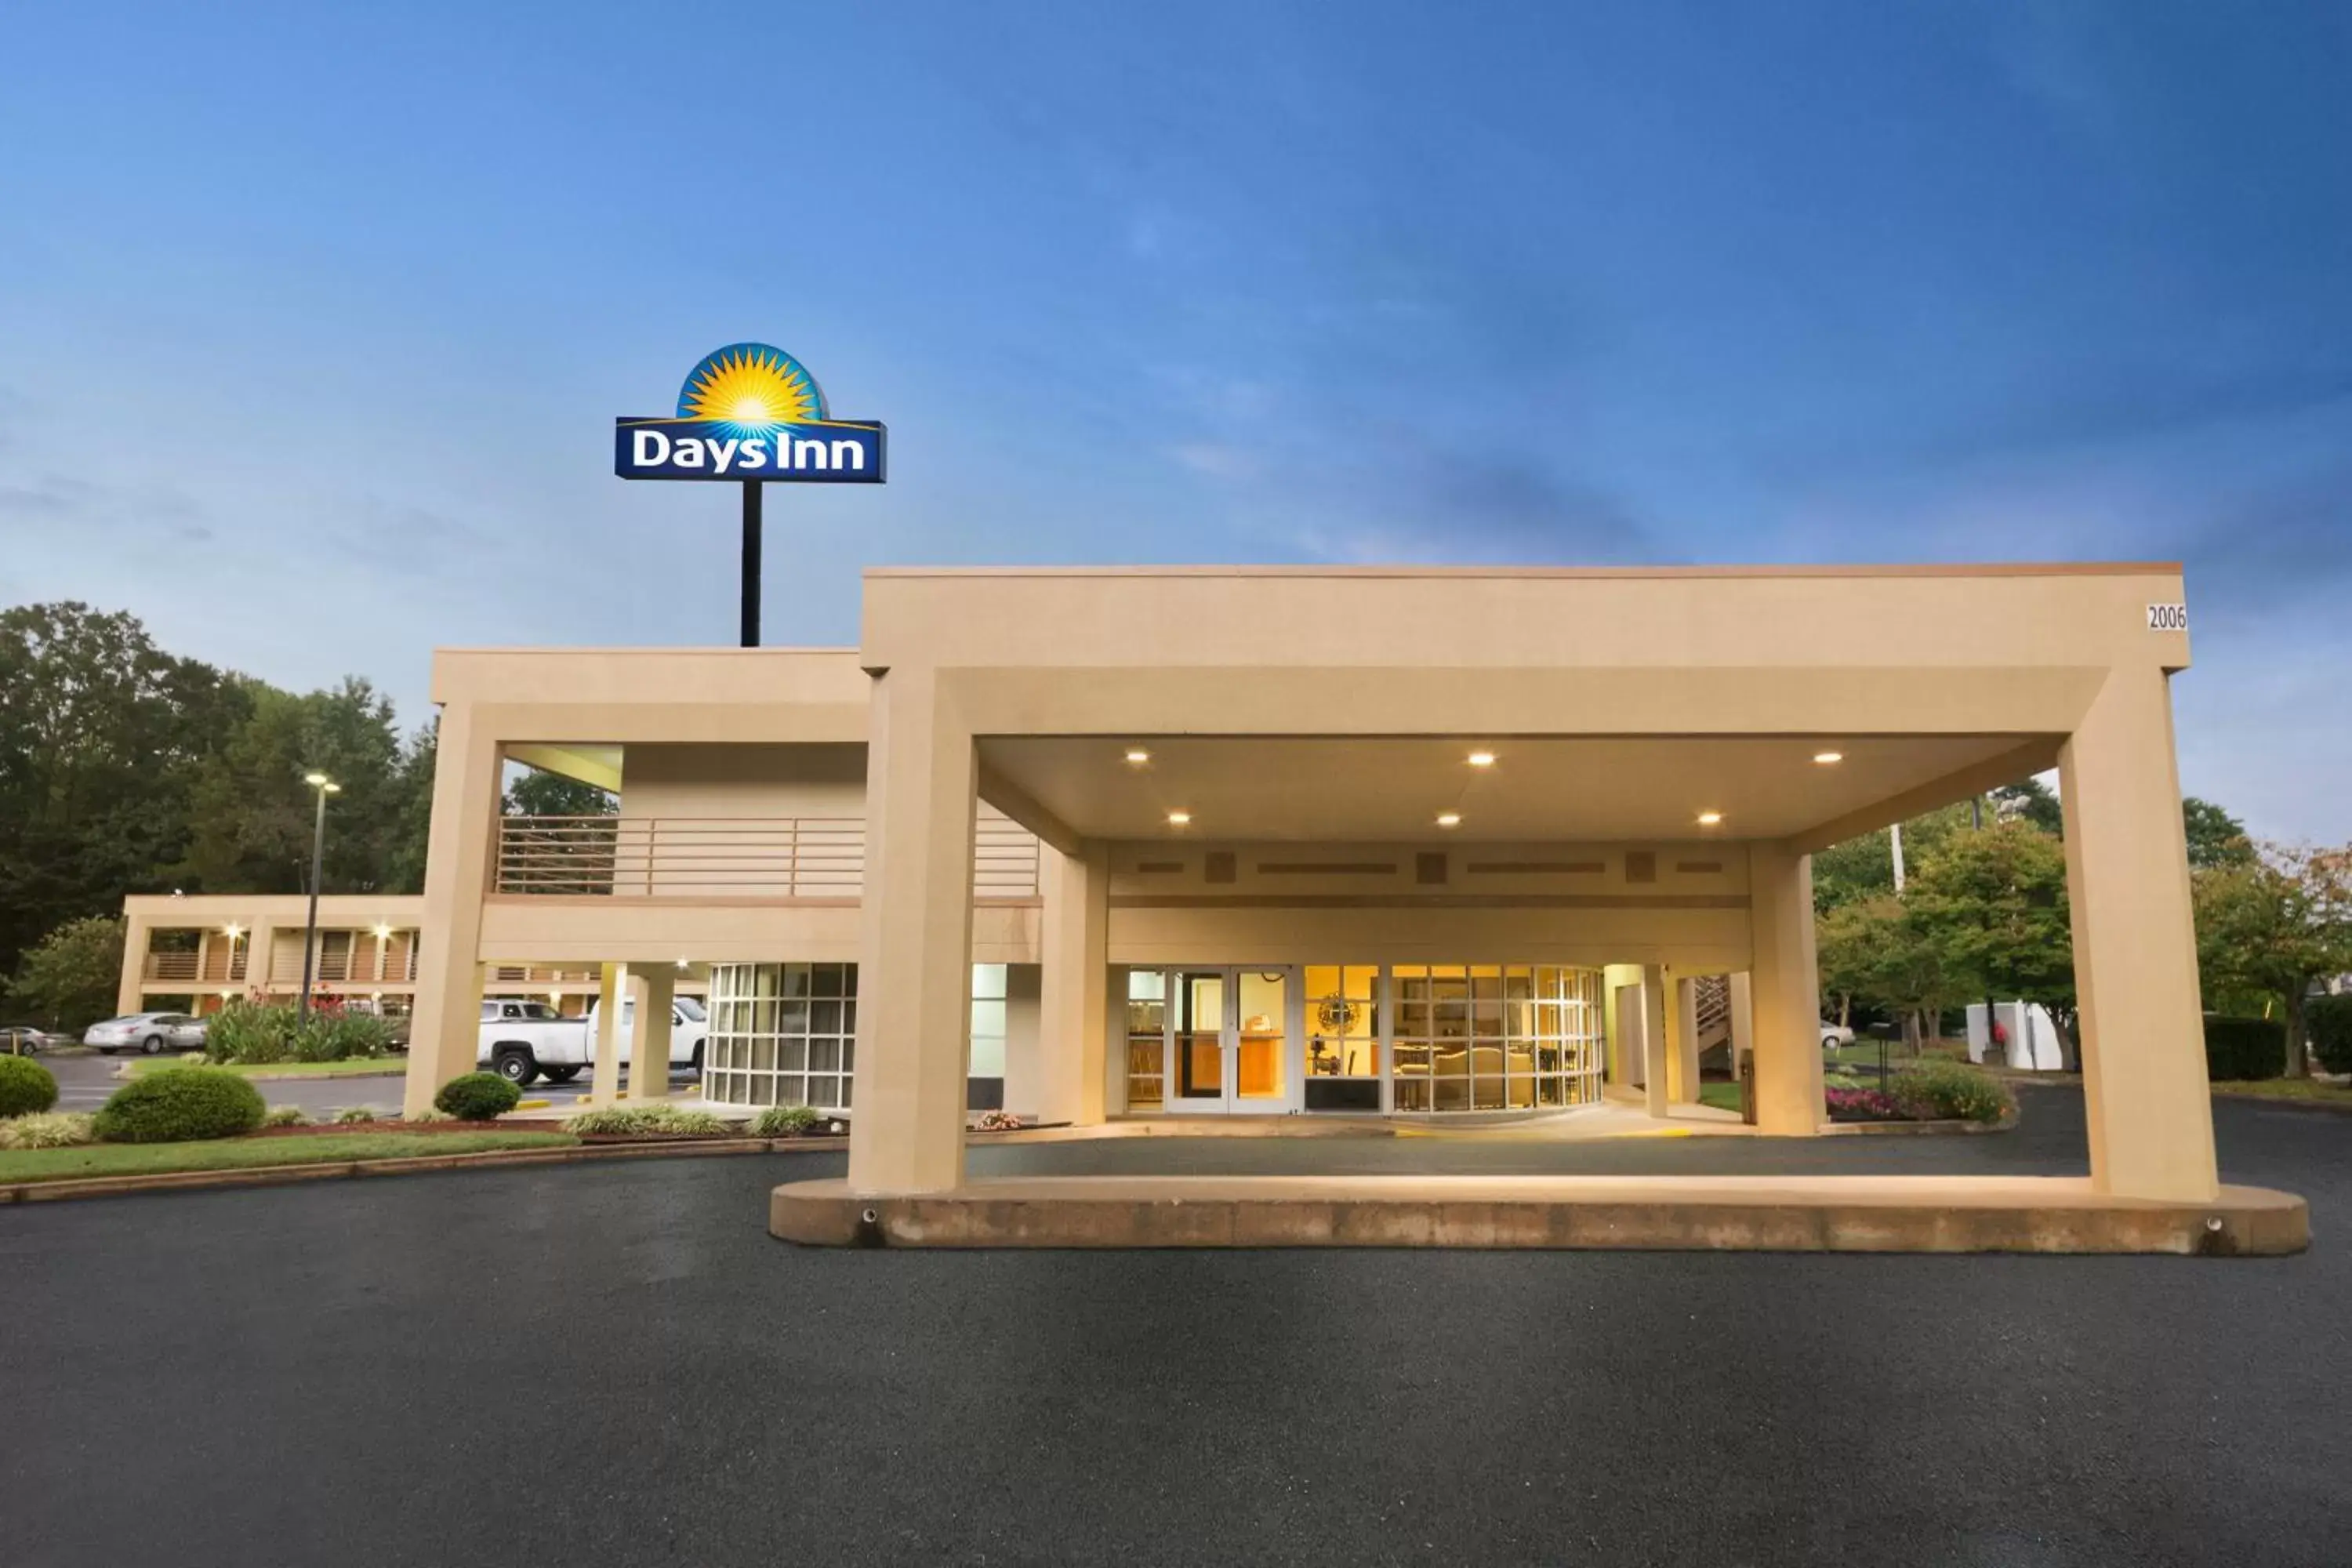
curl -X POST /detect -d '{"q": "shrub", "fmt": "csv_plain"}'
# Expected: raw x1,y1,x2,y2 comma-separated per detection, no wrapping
333,1105,379,1125
750,1104,822,1138
1888,1061,2015,1124
405,1106,456,1124
93,1068,266,1144
2204,1014,2287,1082
975,1109,1024,1131
0,1111,96,1149
564,1103,729,1137
264,1105,310,1127
204,998,293,1064
0,1054,59,1118
2308,996,2352,1077
434,1073,522,1121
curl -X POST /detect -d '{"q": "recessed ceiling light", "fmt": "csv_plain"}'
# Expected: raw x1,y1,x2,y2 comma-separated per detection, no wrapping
1166,810,1191,827
1436,811,1462,828
1466,750,1497,768
1124,747,1151,764
1813,751,1843,765
1697,811,1724,826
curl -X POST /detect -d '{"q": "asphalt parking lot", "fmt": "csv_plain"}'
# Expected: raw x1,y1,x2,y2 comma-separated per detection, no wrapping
38,1051,690,1118
4,1085,2346,1567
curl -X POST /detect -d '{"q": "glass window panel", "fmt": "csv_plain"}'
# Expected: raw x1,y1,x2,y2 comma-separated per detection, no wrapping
811,1038,841,1074
779,1038,807,1072
775,1073,807,1105
971,963,1007,1000
970,1000,1007,1043
814,964,848,996
811,1000,843,1036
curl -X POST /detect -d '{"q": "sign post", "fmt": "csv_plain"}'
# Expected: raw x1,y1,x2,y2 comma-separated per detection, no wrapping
614,343,886,648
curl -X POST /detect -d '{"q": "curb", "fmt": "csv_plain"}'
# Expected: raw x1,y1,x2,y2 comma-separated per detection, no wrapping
2209,1089,2352,1117
0,1135,848,1206
1819,1113,2019,1137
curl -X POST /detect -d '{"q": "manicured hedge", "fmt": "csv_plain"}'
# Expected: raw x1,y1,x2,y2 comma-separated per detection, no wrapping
434,1073,522,1121
2310,996,2352,1077
0,1054,59,1118
2203,1014,2286,1082
93,1067,267,1143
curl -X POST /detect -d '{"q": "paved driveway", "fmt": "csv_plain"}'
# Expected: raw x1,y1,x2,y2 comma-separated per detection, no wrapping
3,1087,2344,1567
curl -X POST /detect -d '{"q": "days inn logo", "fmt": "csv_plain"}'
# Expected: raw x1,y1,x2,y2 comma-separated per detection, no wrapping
614,343,886,483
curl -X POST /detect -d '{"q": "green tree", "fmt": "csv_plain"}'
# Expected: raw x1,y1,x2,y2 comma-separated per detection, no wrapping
180,677,411,895
0,604,243,978
503,767,616,817
2193,843,2352,1077
1991,779,2065,837
1814,894,1960,1044
2181,797,2256,871
383,717,438,893
1905,819,2074,1018
5,914,127,1032
1811,801,1976,914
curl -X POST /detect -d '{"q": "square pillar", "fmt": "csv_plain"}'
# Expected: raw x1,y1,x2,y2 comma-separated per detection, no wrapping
628,967,675,1102
1639,966,1670,1117
587,962,627,1107
848,666,977,1194
2060,665,2217,1201
245,923,276,998
115,907,154,1018
1748,840,1825,1136
1727,971,1755,1080
1031,840,1109,1127
404,702,503,1117
1664,971,1700,1104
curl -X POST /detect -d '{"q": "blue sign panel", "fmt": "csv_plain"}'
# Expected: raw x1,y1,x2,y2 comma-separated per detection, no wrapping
614,343,887,483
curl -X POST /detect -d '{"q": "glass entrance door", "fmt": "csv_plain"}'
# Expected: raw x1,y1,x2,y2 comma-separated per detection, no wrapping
1233,969,1290,1111
1170,971,1227,1109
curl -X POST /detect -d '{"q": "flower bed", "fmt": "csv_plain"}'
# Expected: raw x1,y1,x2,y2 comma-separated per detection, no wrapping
1824,1087,1906,1123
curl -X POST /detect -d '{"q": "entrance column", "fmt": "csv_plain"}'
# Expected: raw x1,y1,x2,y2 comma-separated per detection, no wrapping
1033,839,1109,1127
1663,970,1700,1104
116,906,154,1018
1748,840,1825,1136
628,966,675,1102
404,702,503,1117
1727,971,1755,1083
586,962,628,1107
848,665,977,1194
2060,665,2217,1201
1639,966,1670,1117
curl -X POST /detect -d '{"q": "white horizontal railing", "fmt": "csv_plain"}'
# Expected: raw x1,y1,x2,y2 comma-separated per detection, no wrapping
493,815,1042,900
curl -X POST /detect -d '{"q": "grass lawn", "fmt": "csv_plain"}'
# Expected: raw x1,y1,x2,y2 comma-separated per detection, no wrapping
128,1057,407,1079
1697,1081,1744,1113
0,1131,575,1184
2210,1079,2352,1110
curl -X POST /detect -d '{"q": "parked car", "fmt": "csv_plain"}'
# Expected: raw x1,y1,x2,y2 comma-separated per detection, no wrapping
476,996,709,1087
0,1025,68,1055
1820,1022,1855,1051
84,1011,208,1055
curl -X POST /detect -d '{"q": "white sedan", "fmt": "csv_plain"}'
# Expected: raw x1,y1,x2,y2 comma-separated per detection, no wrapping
84,1012,208,1056
1820,1022,1856,1051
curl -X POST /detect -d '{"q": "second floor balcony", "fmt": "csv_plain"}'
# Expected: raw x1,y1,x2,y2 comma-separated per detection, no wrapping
492,815,1042,902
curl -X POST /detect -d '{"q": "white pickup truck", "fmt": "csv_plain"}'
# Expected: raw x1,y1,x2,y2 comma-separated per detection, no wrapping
476,996,709,1087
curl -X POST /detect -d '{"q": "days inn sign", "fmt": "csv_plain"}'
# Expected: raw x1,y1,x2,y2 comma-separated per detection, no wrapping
614,343,886,483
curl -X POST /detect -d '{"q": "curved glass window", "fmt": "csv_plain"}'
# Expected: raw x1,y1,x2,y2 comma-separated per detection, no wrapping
703,963,855,1111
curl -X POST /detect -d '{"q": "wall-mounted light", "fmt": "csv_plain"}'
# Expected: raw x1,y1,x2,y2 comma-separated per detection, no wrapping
1124,747,1151,765
1436,811,1462,829
1813,751,1844,765
1466,750,1496,768
1697,811,1724,826
1166,810,1192,827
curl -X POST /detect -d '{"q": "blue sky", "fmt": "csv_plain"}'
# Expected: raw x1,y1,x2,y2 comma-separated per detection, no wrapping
2,2,2347,839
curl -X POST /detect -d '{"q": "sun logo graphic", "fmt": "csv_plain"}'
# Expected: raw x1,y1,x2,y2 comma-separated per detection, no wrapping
615,343,886,484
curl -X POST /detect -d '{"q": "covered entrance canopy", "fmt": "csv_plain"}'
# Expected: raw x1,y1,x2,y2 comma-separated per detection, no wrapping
845,564,2212,1207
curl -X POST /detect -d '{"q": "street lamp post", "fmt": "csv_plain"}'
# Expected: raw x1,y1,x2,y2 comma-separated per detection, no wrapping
298,772,341,1022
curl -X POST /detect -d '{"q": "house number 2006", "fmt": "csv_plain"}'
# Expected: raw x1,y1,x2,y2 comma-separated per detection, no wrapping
2147,603,2189,632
